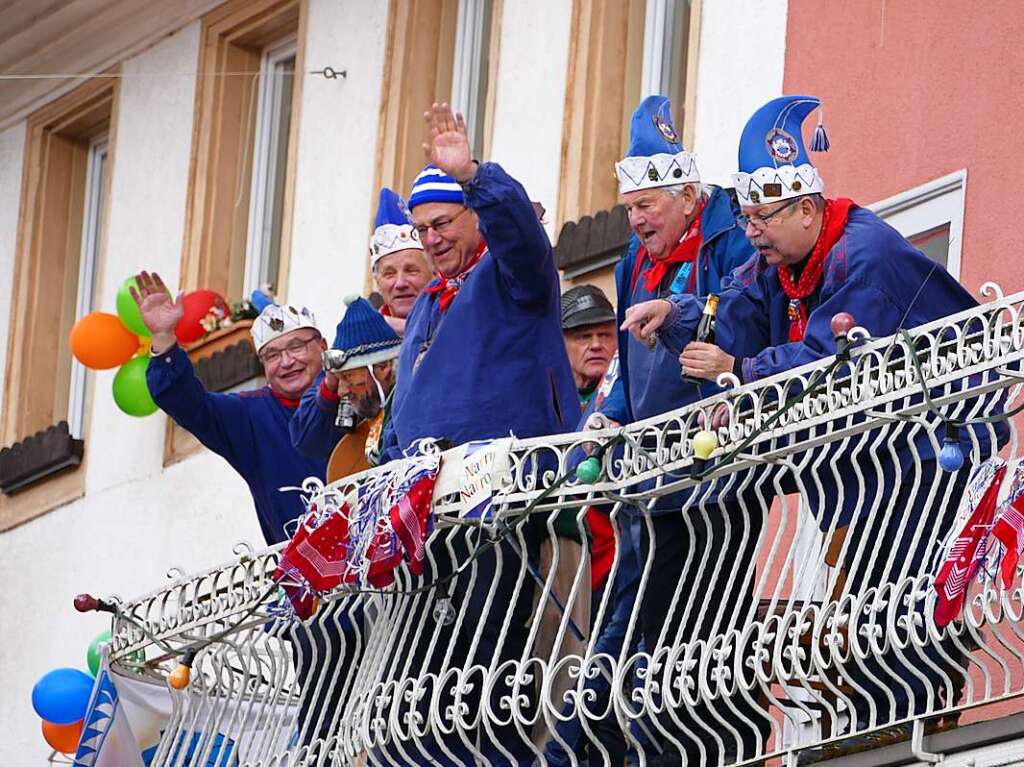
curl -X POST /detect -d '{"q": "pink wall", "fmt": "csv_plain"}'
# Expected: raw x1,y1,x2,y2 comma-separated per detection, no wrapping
782,0,1024,297
784,0,1024,724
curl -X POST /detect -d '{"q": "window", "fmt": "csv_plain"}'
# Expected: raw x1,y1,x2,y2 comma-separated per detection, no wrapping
0,75,117,525
868,169,966,279
558,0,699,231
181,0,303,303
450,0,494,156
639,0,693,135
244,38,297,296
67,137,108,439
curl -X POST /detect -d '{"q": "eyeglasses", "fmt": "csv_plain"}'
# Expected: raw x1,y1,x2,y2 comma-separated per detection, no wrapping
259,333,319,366
736,196,802,231
414,206,469,238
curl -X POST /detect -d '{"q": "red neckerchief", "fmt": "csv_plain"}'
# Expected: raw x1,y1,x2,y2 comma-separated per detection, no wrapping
424,240,487,313
777,197,855,342
631,200,705,294
271,389,301,409
379,304,392,317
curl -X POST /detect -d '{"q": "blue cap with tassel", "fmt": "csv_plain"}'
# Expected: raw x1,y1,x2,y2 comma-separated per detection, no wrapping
731,94,829,208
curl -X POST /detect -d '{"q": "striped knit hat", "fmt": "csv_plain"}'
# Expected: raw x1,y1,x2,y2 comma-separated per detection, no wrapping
408,165,465,210
329,296,401,372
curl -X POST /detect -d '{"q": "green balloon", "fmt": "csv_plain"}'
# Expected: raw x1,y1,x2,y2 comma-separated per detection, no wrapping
115,276,151,338
575,456,602,484
112,357,158,417
87,630,111,677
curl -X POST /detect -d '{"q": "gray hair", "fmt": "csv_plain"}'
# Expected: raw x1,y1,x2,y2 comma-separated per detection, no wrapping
660,182,704,199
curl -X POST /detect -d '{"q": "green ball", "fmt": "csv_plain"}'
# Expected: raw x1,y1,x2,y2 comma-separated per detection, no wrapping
112,357,158,417
115,276,151,338
575,456,601,484
87,630,111,677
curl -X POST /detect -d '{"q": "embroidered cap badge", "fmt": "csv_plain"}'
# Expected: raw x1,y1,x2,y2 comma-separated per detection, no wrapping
652,113,679,144
765,128,799,163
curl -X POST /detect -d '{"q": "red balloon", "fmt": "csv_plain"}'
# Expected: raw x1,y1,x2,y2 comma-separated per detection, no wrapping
42,718,83,753
175,290,227,344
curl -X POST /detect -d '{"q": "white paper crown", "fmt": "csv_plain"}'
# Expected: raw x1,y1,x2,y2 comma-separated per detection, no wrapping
730,163,824,207
615,151,700,194
251,304,319,352
370,223,423,269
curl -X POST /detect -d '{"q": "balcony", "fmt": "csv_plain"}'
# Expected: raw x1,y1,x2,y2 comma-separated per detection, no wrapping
95,284,1024,766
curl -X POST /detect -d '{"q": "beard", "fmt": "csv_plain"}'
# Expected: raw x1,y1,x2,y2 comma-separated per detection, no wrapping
352,391,382,421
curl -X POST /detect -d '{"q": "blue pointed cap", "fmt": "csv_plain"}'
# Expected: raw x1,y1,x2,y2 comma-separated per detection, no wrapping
627,95,683,156
374,187,411,228
731,95,828,207
330,296,401,371
616,95,699,193
370,187,423,269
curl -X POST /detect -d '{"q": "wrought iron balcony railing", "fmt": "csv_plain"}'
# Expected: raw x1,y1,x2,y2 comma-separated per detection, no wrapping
98,284,1024,767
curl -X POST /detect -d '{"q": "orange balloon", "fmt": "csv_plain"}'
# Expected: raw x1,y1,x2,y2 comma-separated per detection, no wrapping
70,312,140,370
42,718,83,754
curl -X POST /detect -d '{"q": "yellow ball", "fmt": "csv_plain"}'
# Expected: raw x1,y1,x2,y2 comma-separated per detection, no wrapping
692,430,719,461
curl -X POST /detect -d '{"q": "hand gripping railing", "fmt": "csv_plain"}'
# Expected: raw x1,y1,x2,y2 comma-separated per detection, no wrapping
100,284,1024,767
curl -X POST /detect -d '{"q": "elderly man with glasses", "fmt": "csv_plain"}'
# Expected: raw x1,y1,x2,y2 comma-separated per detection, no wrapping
133,271,327,546
372,103,577,767
624,95,1004,746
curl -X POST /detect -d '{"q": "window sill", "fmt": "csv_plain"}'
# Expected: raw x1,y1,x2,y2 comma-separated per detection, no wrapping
0,421,85,531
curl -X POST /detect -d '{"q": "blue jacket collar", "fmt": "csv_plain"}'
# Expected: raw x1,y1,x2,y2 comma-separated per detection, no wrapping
700,185,739,246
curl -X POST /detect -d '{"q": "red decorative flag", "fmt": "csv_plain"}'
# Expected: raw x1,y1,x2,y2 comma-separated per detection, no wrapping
993,494,1024,589
275,505,353,593
390,470,439,576
934,465,1005,627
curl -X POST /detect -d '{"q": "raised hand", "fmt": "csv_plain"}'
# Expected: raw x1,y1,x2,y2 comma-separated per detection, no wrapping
422,102,476,182
129,271,181,351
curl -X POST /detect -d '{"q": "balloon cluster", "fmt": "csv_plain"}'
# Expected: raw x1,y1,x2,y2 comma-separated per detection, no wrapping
69,276,226,418
30,630,111,754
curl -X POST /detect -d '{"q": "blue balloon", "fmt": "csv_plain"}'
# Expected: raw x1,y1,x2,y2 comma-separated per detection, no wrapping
31,668,94,725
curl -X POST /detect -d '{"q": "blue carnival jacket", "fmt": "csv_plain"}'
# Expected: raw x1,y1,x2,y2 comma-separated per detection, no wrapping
381,162,579,460
601,185,753,426
147,345,326,544
660,205,1006,527
290,371,344,460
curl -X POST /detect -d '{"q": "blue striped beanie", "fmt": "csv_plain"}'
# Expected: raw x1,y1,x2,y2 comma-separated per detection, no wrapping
408,165,465,210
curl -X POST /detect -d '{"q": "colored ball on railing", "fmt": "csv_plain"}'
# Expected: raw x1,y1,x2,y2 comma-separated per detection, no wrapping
41,718,84,754
175,290,228,344
87,630,112,677
830,312,856,337
575,456,602,484
112,357,158,417
74,594,99,613
115,276,153,338
692,430,719,461
70,312,140,370
31,668,94,725
168,663,192,690
939,423,964,472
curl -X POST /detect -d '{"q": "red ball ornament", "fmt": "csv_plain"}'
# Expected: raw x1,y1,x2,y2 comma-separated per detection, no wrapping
830,312,855,337
175,290,228,344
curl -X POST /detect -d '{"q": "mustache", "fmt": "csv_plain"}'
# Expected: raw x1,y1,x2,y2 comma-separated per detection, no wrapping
750,237,772,249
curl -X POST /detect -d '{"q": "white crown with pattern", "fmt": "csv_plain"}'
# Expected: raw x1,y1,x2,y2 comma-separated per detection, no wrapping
731,164,825,207
370,224,423,269
250,303,319,352
615,151,701,194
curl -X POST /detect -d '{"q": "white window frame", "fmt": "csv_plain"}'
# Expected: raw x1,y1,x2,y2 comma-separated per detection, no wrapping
640,0,688,101
68,136,108,439
450,0,493,154
244,37,297,297
868,169,967,280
